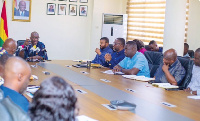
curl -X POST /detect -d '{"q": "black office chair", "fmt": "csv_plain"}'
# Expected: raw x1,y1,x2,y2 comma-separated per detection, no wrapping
109,44,114,51
144,51,163,77
17,40,25,48
177,57,194,89
188,50,194,58
144,45,151,51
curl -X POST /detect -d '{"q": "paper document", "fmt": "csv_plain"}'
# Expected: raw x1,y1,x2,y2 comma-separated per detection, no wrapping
187,96,200,99
152,83,179,89
122,75,155,81
76,115,98,121
103,70,124,75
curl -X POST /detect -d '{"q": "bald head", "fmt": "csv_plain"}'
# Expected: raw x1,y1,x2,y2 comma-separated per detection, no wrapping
194,48,200,66
163,49,177,66
164,49,177,61
2,38,17,55
3,57,31,93
30,31,39,45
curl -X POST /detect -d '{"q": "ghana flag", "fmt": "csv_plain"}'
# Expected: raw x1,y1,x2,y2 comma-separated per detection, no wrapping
0,0,8,47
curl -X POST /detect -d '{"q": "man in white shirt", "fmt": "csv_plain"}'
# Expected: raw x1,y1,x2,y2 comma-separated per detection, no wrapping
185,48,200,95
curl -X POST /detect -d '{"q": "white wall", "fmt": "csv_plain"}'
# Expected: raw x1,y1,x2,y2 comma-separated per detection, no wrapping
0,0,127,60
187,0,200,51
89,0,127,59
0,0,93,60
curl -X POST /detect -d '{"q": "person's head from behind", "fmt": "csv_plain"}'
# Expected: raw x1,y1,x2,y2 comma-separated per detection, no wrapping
30,31,39,46
149,40,157,51
163,49,177,66
3,57,31,94
133,39,144,51
194,48,200,67
124,41,137,58
113,38,125,52
100,37,109,49
19,0,26,11
29,76,77,121
71,7,75,10
2,38,17,55
184,43,189,55
0,54,12,77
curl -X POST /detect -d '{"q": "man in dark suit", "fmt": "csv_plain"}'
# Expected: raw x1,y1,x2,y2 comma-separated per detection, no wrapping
14,0,29,17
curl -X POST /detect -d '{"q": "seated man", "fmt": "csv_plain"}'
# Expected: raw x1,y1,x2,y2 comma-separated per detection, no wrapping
0,56,31,112
104,38,125,69
154,49,186,85
0,38,17,56
92,37,113,65
17,31,48,60
183,43,190,58
185,48,200,95
113,41,150,77
0,54,12,85
148,40,163,52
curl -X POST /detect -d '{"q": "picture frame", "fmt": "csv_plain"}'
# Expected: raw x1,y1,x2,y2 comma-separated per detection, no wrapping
69,0,77,2
12,0,32,22
79,5,87,16
47,3,56,15
58,4,66,15
80,0,88,3
69,4,77,16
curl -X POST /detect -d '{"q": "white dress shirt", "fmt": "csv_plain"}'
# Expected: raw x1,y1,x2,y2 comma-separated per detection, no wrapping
188,65,200,95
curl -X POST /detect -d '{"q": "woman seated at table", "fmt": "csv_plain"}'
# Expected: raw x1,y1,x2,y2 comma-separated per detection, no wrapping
133,39,147,54
29,76,78,121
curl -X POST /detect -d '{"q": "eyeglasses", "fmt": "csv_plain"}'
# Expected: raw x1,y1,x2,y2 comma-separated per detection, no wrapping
113,42,121,45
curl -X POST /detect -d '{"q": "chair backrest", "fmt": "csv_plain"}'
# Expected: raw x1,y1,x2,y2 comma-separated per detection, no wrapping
109,44,114,51
188,50,194,58
144,51,163,77
17,40,25,48
177,57,194,89
144,45,151,51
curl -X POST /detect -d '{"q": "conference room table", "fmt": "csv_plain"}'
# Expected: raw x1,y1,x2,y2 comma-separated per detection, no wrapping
26,60,200,121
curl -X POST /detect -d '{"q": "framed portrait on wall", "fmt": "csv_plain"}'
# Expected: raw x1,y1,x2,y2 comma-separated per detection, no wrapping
69,4,77,16
79,5,87,16
80,0,88,3
69,0,77,2
47,3,56,15
58,4,66,15
12,0,32,22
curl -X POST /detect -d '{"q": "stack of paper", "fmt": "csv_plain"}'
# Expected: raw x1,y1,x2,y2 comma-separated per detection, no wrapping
122,75,155,82
152,83,179,89
76,115,98,121
187,96,200,99
103,70,124,75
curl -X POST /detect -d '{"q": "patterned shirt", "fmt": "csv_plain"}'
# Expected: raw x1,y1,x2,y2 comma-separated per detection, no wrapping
92,46,113,65
0,47,8,57
154,59,186,85
103,49,125,69
187,65,200,91
119,52,150,77
16,41,48,60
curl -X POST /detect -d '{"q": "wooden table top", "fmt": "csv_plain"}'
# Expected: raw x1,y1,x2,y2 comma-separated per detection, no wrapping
26,60,200,121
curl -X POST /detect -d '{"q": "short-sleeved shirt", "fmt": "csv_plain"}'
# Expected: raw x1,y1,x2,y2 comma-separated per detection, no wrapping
187,65,200,91
0,47,8,57
0,85,29,112
92,46,113,65
154,59,186,85
119,52,150,77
